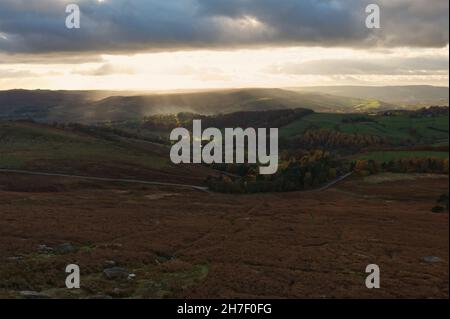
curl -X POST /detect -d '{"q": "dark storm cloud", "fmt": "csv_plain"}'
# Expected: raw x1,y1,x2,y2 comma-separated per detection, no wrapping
0,0,448,54
0,52,104,64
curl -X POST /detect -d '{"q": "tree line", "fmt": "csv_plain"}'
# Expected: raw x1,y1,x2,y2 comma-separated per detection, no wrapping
207,150,349,193
353,157,449,175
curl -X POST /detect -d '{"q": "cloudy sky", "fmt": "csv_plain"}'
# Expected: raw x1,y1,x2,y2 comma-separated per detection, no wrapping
0,0,448,90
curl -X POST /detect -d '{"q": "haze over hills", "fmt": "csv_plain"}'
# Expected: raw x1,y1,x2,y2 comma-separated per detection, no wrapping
292,85,449,106
0,86,446,123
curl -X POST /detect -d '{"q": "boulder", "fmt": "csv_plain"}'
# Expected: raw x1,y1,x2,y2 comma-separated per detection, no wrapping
103,267,130,280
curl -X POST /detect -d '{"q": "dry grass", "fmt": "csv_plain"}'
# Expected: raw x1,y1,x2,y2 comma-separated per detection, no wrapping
0,173,448,299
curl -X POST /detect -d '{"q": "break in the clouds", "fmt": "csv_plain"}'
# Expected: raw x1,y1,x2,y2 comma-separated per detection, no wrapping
0,1,448,90
270,56,450,76
0,0,448,54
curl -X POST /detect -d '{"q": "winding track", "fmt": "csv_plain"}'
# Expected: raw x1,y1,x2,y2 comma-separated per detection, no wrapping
309,172,354,192
0,169,353,193
0,168,209,192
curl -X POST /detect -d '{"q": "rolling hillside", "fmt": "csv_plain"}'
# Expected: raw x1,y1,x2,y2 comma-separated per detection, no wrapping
0,88,396,123
280,111,449,145
292,85,449,107
0,121,214,185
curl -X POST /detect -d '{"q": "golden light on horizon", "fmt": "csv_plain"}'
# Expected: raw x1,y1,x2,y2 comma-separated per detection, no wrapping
1,45,448,91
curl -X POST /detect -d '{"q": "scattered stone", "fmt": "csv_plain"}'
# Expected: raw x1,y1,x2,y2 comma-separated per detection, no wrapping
128,273,136,280
422,256,442,263
38,244,53,253
55,243,76,254
103,267,130,280
20,291,50,299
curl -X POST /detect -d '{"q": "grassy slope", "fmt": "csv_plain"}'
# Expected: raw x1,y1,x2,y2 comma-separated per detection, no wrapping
0,121,169,173
280,113,347,137
280,113,449,144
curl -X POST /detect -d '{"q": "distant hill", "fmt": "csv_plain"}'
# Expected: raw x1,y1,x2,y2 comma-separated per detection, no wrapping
0,89,117,122
0,88,397,123
90,88,395,117
291,85,449,107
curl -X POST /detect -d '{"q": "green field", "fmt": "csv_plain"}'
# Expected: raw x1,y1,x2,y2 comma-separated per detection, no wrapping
280,113,449,144
356,150,449,162
280,113,347,137
0,122,169,172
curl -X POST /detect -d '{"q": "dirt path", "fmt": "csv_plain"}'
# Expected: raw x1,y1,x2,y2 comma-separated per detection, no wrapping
0,169,354,193
310,172,354,192
0,168,209,192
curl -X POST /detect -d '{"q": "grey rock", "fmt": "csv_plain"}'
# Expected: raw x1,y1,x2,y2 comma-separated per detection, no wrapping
422,256,442,263
103,267,130,279
20,291,50,299
55,243,76,254
38,244,53,253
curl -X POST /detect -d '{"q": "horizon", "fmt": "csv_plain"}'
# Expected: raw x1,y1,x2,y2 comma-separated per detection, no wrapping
2,84,449,94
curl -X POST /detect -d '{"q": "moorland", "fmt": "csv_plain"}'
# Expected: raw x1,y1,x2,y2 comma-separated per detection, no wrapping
0,86,448,298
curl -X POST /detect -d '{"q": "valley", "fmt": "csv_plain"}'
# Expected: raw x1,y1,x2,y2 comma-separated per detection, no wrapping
0,86,448,299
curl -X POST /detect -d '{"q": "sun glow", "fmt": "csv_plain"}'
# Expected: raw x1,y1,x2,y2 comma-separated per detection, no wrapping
1,46,448,90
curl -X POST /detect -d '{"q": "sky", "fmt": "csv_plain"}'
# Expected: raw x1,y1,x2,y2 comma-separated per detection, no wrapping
0,0,448,90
